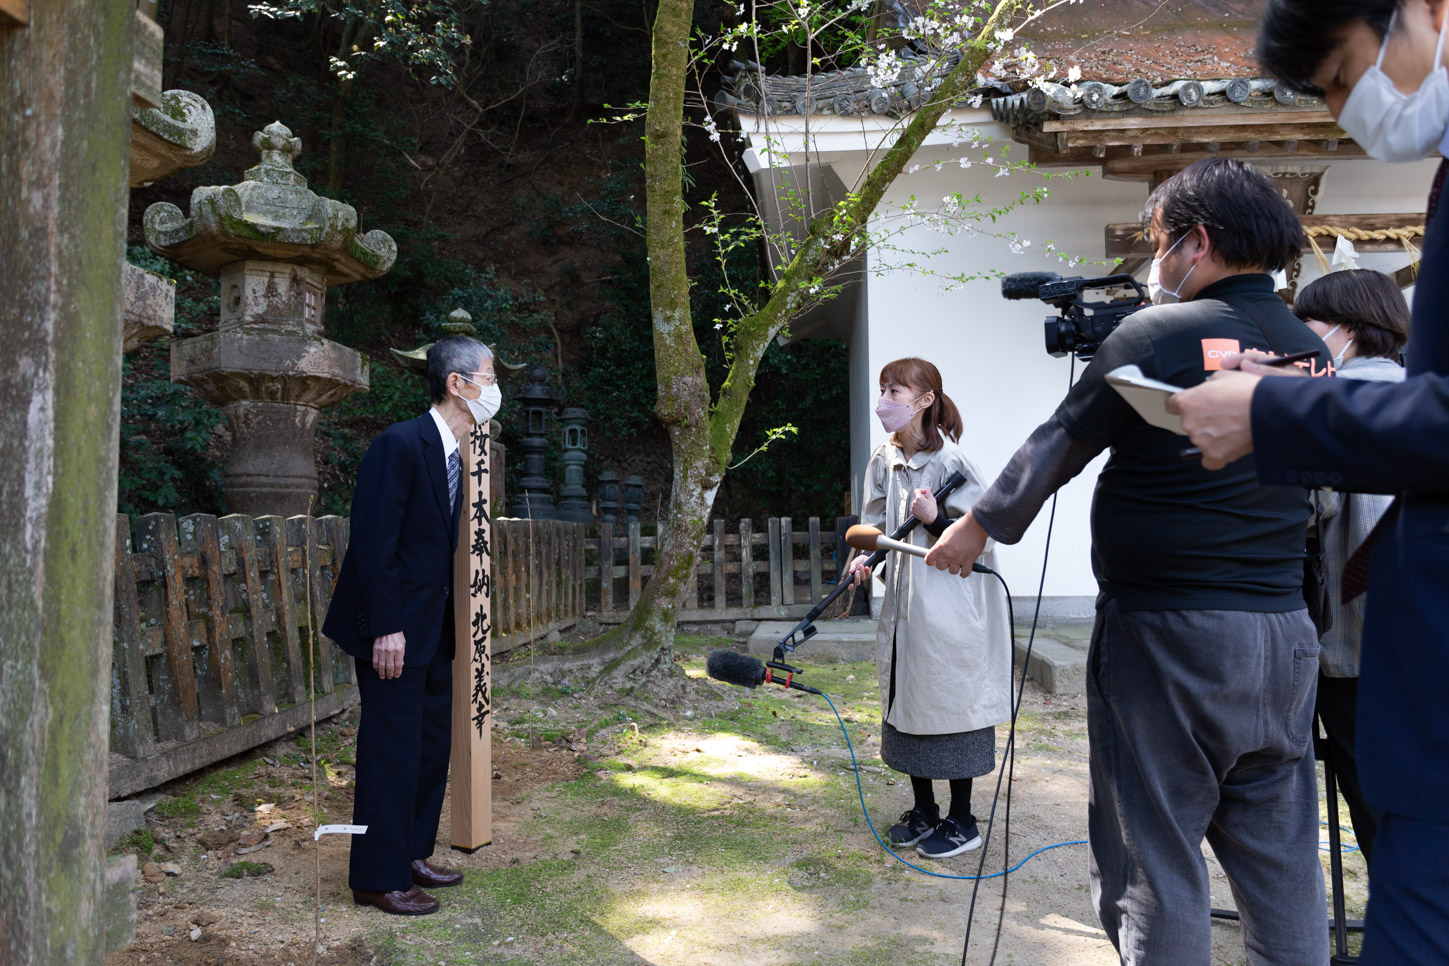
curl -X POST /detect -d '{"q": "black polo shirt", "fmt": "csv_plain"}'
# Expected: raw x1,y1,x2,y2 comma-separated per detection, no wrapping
1057,274,1332,612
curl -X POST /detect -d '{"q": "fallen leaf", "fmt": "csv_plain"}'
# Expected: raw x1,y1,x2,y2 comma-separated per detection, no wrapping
263,821,292,834
235,840,272,855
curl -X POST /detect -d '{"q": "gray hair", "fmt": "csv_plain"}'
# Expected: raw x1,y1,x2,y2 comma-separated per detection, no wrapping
426,335,492,404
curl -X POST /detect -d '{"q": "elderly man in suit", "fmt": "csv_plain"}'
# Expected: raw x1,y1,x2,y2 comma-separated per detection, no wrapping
1169,2,1449,963
323,334,501,915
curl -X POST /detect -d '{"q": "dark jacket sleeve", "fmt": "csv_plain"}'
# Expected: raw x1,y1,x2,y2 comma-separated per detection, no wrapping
349,426,417,637
1252,373,1449,494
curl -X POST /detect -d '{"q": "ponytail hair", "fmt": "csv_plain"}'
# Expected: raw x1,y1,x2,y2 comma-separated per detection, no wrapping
878,357,962,452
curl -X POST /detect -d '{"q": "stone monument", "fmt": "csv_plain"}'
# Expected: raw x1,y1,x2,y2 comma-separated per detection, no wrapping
509,365,559,519
144,121,396,516
556,407,592,523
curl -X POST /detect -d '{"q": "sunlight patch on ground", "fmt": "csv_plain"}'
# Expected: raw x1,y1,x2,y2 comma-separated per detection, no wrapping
607,730,832,810
607,885,828,965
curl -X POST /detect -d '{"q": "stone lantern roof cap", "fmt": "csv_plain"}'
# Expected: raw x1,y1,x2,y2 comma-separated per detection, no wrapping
141,120,397,285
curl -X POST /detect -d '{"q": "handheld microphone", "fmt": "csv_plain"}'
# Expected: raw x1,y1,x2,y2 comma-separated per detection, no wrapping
845,524,994,574
706,650,823,695
1000,271,1063,301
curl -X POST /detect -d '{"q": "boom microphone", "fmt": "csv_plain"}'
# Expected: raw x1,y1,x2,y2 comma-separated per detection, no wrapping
1000,271,1063,300
706,650,823,695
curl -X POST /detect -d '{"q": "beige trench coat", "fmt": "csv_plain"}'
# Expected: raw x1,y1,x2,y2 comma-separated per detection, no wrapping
862,439,1013,736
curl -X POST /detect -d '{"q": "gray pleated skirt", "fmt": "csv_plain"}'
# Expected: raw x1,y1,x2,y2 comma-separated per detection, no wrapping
880,721,996,780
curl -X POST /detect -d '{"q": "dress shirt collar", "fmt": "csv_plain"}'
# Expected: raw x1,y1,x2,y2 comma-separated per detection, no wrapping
428,407,460,458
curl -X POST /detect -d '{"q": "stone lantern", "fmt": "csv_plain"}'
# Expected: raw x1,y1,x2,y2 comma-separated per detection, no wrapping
624,474,645,525
143,121,396,516
596,469,621,525
509,365,559,519
556,408,592,523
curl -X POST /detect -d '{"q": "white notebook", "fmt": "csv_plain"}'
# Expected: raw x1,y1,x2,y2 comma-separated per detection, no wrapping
1104,365,1189,436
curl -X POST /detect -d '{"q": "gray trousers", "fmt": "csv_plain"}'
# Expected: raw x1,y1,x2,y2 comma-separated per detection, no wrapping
1087,602,1328,966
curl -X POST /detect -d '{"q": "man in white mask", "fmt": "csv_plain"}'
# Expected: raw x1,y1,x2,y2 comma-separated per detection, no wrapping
1168,3,1449,963
324,335,498,915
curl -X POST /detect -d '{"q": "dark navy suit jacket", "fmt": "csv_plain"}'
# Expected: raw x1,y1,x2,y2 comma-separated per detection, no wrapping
324,413,461,667
1252,195,1449,823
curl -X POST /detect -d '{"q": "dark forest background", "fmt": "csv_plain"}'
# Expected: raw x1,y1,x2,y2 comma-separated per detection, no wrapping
122,0,854,521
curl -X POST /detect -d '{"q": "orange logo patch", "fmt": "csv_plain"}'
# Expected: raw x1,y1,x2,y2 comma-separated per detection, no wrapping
1201,338,1241,371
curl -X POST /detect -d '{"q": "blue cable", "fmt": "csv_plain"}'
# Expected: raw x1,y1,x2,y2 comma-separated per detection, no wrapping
1321,823,1361,854
819,690,1087,881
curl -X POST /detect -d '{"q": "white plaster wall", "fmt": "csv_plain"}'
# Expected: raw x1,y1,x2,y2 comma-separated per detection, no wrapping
850,135,1435,606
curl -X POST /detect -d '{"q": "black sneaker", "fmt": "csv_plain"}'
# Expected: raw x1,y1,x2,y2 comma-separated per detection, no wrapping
915,815,982,859
886,806,939,847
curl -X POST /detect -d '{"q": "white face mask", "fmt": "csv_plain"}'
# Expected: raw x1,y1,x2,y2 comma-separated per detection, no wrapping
1316,323,1356,368
1147,231,1198,305
1338,10,1449,163
457,376,502,424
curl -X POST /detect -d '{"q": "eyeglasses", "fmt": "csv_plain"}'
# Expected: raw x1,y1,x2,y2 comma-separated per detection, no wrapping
459,371,497,387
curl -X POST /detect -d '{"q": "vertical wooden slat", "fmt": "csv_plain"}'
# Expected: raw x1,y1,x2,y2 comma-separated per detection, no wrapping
768,518,782,609
111,515,155,758
780,516,795,606
319,515,354,686
599,521,614,614
222,514,277,715
809,517,823,604
713,518,726,610
739,519,753,610
287,516,333,695
256,515,305,705
133,513,200,742
186,514,240,727
627,521,642,609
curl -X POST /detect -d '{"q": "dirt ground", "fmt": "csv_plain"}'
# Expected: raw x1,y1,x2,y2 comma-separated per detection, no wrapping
106,637,1368,966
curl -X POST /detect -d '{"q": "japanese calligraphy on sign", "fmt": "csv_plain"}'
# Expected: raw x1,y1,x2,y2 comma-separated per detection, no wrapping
450,420,492,850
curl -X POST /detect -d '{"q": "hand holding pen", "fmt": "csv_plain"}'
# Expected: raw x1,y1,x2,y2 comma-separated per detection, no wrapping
1177,350,1321,461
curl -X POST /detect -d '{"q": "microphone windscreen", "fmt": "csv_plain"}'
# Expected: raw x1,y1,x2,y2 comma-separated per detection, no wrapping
1000,271,1062,300
844,524,883,552
706,650,767,689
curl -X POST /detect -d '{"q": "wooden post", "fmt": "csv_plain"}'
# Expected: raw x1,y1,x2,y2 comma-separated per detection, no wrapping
112,516,156,759
780,517,795,606
222,514,278,715
451,422,492,851
599,521,614,613
739,519,753,610
134,513,200,742
768,518,782,609
256,516,306,705
627,522,642,608
808,517,823,603
713,518,727,610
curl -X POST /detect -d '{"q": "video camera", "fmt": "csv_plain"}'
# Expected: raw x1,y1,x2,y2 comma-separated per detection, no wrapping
1001,271,1149,359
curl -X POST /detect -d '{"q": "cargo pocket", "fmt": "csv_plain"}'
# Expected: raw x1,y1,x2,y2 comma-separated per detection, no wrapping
1283,645,1320,749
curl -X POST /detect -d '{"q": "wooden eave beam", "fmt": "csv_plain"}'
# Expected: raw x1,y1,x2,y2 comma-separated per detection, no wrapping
1052,122,1346,149
0,0,29,26
1107,213,1426,259
1042,110,1336,133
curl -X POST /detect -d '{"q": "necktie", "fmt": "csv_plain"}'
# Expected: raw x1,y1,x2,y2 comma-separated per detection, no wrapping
1340,159,1447,603
447,449,461,512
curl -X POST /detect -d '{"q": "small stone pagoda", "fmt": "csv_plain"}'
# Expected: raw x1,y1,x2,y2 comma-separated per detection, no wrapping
144,121,396,516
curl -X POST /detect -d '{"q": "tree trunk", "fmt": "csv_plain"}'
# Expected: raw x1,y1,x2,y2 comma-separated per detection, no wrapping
570,0,586,123
325,20,371,195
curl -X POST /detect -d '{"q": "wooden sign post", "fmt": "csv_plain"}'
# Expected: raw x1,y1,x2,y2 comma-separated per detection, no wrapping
450,420,492,851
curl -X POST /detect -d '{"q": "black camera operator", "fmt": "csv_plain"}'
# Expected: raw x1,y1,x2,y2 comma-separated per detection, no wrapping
925,158,1333,966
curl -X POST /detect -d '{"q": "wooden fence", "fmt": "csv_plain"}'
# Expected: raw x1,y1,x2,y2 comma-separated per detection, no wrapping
587,517,849,623
110,512,354,798
109,513,850,796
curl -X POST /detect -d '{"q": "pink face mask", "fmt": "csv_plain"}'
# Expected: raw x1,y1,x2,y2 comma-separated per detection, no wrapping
876,395,923,432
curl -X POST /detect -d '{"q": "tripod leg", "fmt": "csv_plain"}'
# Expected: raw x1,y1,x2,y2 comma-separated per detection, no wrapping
1318,714,1353,962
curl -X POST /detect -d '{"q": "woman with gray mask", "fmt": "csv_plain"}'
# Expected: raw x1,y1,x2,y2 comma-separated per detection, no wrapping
1294,268,1410,868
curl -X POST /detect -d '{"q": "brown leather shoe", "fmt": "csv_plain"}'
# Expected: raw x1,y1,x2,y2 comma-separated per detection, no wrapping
411,858,464,888
352,884,439,915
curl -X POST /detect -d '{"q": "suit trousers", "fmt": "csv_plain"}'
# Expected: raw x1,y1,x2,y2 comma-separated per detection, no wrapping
349,645,453,893
1087,601,1327,966
1361,812,1449,965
